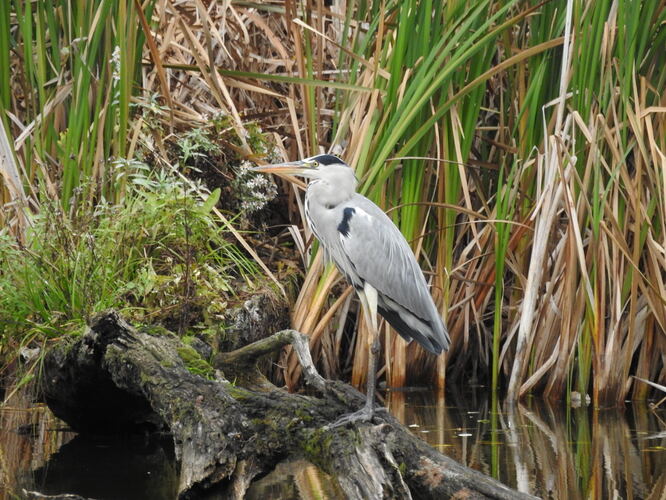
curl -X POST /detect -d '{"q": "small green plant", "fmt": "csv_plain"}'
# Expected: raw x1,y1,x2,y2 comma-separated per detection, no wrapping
177,127,221,165
0,167,257,352
245,122,271,156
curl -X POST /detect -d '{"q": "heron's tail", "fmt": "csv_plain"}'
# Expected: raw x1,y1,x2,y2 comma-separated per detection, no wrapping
377,301,449,355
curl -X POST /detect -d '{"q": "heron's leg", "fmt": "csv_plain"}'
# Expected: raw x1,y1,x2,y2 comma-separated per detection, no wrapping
361,283,379,412
326,285,384,429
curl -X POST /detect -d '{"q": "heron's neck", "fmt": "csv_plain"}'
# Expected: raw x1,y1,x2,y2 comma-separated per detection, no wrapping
308,177,355,208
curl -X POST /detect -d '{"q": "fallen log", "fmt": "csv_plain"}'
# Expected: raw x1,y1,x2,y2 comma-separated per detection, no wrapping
42,311,535,499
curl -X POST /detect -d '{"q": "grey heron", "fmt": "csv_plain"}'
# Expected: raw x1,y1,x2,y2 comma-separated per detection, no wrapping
253,154,449,424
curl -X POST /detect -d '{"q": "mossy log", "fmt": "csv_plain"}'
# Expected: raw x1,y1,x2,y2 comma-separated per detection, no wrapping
42,311,535,500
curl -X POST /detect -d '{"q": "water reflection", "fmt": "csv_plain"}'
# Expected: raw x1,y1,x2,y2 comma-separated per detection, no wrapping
1,391,178,499
245,459,344,500
388,389,666,500
2,388,665,499
0,391,75,498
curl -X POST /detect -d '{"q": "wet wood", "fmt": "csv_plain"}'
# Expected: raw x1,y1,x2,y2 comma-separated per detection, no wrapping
42,311,536,500
23,492,93,500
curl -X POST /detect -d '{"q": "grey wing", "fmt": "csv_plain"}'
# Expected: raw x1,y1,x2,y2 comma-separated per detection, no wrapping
333,195,449,354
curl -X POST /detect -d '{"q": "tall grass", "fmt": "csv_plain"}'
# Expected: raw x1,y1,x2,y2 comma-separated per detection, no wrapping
0,1,268,379
0,0,154,215
280,0,666,404
286,0,538,391
0,0,278,323
503,0,666,404
2,0,665,405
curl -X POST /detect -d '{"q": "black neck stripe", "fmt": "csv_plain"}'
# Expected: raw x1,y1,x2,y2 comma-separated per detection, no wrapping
337,207,355,237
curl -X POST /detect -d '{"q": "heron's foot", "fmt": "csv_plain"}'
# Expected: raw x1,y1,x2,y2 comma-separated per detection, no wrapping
325,405,388,429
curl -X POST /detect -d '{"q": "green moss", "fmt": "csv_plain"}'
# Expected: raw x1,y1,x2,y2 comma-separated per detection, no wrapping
302,429,333,462
250,417,277,428
398,462,407,476
177,345,215,380
160,358,175,369
141,325,175,337
139,371,158,386
294,408,314,423
226,383,252,400
60,336,80,355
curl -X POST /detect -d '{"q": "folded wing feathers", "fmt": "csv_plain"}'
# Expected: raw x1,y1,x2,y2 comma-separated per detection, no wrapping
337,195,450,354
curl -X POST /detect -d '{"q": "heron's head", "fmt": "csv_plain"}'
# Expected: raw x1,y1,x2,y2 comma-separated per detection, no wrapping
252,154,353,181
253,154,358,203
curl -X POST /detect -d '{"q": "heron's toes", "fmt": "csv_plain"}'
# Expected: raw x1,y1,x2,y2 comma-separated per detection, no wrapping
325,406,378,429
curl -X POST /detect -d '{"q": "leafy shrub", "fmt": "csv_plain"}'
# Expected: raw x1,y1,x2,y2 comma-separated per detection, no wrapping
0,167,257,342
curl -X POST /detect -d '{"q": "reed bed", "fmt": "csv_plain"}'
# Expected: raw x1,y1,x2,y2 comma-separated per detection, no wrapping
1,0,665,405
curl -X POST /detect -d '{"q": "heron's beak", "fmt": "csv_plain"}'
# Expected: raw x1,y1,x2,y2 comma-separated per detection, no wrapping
251,160,315,177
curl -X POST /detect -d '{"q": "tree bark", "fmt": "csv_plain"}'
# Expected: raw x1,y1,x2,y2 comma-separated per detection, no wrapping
42,311,535,500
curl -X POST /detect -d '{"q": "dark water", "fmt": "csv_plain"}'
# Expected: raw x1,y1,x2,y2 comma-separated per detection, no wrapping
28,434,178,499
385,389,666,499
2,389,665,499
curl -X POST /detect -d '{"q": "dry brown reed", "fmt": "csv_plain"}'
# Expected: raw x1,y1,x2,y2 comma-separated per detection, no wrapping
2,0,665,405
